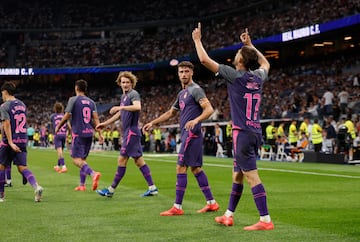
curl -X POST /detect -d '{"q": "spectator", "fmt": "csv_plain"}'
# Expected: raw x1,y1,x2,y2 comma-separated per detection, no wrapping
311,118,323,152
321,87,334,118
338,87,350,115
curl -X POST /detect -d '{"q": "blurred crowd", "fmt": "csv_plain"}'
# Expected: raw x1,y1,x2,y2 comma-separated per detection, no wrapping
12,52,360,142
0,0,359,67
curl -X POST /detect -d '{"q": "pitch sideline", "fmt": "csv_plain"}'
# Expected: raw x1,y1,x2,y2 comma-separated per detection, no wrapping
89,152,360,179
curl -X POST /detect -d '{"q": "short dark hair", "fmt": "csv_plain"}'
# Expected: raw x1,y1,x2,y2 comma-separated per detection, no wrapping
1,81,16,95
178,61,194,70
240,46,259,70
75,79,88,93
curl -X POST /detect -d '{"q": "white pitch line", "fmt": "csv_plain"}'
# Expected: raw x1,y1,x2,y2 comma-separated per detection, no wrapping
195,162,360,179
258,167,360,179
92,152,360,179
205,163,360,179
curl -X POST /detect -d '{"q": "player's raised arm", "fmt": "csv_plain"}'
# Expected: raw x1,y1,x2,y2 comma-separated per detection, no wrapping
192,22,219,73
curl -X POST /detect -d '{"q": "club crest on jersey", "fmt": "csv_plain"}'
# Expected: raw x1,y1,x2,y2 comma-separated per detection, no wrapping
179,100,185,110
246,81,260,90
183,92,188,99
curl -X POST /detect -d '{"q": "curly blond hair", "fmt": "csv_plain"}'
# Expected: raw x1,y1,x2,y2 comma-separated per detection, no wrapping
115,71,138,88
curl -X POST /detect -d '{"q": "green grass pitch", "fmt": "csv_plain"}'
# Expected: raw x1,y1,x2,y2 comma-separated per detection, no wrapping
0,148,359,242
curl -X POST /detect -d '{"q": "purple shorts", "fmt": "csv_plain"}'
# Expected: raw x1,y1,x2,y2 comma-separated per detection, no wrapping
54,135,66,149
233,130,262,172
120,130,142,158
0,143,27,166
177,130,203,167
71,136,92,159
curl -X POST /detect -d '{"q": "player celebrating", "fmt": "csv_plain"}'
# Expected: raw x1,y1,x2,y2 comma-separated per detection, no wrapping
192,23,274,230
143,61,219,216
96,71,158,198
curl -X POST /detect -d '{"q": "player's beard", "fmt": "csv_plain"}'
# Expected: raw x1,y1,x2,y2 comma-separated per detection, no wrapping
181,78,191,87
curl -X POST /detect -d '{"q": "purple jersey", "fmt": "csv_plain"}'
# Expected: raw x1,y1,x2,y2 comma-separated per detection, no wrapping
120,89,141,136
50,113,67,137
172,82,205,135
0,99,28,146
65,95,97,137
172,82,207,166
218,64,267,134
119,89,142,158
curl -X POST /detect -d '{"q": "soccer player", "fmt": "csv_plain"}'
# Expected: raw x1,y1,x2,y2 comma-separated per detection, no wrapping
50,102,70,173
143,61,219,216
96,71,158,198
55,79,102,191
0,81,43,202
192,23,274,230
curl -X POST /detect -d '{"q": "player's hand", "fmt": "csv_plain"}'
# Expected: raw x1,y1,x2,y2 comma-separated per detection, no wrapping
240,28,252,46
142,123,153,133
54,125,59,134
185,119,198,131
109,106,121,115
192,22,202,41
98,134,104,145
9,143,21,153
96,123,105,130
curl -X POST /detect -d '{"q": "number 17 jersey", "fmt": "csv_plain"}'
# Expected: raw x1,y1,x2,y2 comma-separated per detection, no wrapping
218,64,267,134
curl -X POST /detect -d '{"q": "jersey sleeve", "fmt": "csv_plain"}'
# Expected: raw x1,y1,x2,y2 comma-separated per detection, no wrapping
0,102,10,121
91,99,98,113
129,90,141,103
65,96,77,113
190,86,207,103
218,64,242,84
172,93,181,111
253,68,268,81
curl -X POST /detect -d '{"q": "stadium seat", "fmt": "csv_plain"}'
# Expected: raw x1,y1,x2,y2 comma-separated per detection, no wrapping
276,144,288,161
260,145,273,160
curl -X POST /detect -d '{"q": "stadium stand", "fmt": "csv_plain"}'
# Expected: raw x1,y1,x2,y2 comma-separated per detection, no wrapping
0,0,358,67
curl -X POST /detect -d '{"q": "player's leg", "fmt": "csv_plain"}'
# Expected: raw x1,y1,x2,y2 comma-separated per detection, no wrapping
243,169,274,230
215,170,244,226
72,136,101,191
0,164,6,201
135,156,158,197
96,155,128,197
5,164,12,187
160,164,187,216
17,161,43,202
215,130,246,226
192,166,219,213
